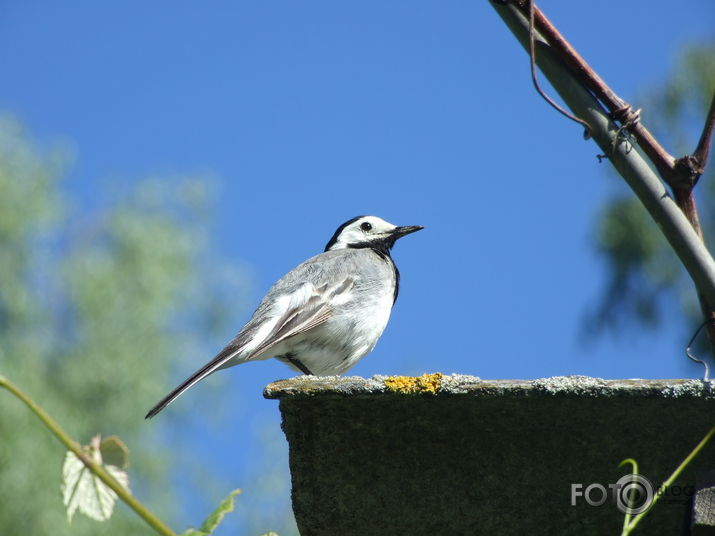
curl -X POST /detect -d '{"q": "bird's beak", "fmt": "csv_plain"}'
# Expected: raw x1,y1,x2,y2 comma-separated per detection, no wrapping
391,225,424,239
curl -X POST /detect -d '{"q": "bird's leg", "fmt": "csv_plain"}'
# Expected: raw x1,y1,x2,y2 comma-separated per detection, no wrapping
284,353,313,375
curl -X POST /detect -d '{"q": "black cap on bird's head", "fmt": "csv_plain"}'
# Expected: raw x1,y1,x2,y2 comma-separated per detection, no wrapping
324,216,423,252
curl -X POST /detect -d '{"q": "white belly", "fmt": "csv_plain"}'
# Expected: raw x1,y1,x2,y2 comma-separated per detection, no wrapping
268,284,395,375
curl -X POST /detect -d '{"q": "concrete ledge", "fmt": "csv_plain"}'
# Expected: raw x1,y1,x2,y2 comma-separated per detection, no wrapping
265,374,715,398
265,375,715,536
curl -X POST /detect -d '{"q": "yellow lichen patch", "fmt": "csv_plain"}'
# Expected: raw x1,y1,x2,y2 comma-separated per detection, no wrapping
384,373,443,394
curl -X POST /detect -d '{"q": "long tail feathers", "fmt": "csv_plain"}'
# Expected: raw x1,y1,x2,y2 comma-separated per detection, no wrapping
144,346,241,419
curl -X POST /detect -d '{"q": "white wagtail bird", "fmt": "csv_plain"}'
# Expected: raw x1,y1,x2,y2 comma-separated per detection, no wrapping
145,215,422,418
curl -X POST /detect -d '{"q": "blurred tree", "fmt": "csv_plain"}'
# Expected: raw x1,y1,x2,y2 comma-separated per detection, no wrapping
588,42,715,346
0,117,258,534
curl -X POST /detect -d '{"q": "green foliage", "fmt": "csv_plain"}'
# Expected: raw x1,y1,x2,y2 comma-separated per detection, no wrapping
1,373,251,535
0,116,241,534
99,435,130,469
619,426,715,535
179,489,242,536
62,436,130,523
0,116,298,535
589,197,680,331
589,42,715,338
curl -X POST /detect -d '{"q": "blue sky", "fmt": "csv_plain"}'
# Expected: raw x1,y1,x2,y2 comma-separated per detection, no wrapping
2,1,714,534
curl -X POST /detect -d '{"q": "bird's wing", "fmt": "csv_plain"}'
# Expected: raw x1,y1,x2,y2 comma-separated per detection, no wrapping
144,274,354,419
247,276,354,358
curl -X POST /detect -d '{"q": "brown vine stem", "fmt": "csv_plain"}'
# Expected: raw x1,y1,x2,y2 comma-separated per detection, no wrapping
0,375,176,536
689,94,715,181
519,4,714,213
515,1,677,183
512,0,715,359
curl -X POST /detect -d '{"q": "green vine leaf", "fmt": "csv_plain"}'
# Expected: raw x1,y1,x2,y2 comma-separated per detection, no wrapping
100,435,130,469
61,435,130,522
180,488,242,536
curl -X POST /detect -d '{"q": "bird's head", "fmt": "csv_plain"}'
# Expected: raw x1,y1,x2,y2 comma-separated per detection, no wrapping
324,216,423,252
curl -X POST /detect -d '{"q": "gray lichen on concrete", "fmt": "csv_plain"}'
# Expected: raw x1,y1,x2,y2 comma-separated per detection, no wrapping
265,375,715,536
265,373,715,399
694,487,715,530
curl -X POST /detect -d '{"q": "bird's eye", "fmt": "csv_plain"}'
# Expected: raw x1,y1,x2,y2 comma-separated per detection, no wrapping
360,221,372,232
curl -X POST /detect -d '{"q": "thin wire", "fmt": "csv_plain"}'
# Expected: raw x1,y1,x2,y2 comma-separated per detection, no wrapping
527,0,592,136
685,319,712,381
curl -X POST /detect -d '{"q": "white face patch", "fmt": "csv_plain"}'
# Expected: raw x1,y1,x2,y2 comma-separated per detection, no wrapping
328,216,398,250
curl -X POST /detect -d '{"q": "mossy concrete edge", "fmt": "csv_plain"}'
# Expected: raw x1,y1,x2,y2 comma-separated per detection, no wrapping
264,374,715,399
